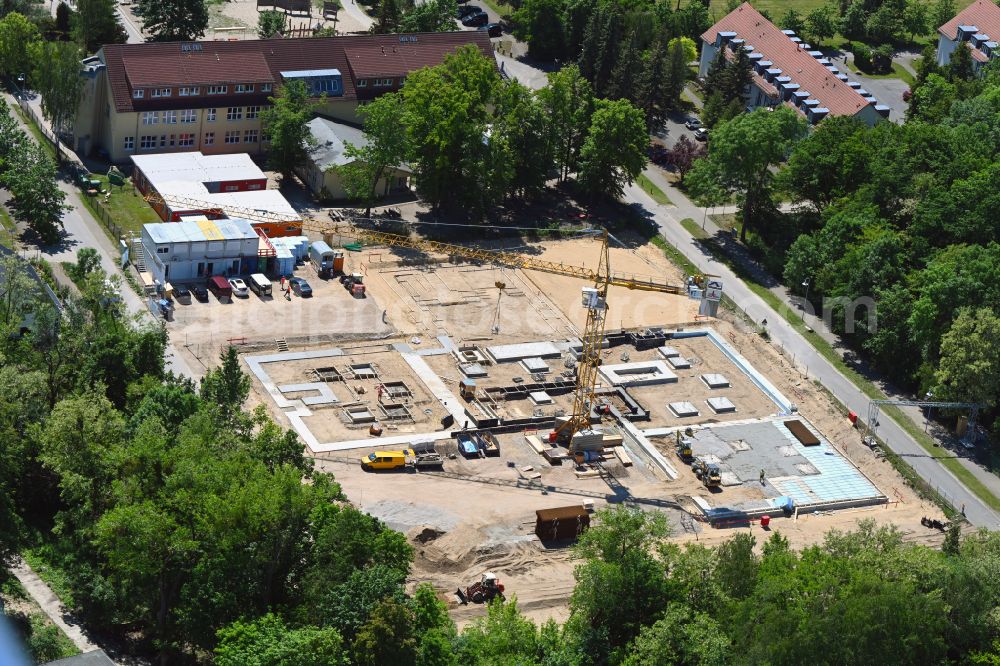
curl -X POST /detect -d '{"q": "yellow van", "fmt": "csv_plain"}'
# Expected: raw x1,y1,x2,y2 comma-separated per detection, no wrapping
361,449,414,471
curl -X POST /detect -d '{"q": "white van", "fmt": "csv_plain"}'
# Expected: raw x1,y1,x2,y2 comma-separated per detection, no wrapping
249,273,272,297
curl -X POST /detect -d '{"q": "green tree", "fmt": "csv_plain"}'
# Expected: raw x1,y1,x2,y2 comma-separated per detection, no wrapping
780,8,806,34
907,73,957,123
0,12,39,79
513,0,566,60
135,0,208,41
780,115,870,211
569,506,671,650
352,598,417,666
257,9,284,37
72,0,124,53
399,0,457,33
216,614,347,666
687,107,807,242
621,603,730,666
930,0,955,33
373,0,400,34
68,247,101,284
199,345,251,419
4,141,67,244
934,307,1000,407
28,40,84,155
336,92,410,217
402,44,499,213
576,97,647,200
903,0,928,40
261,79,319,182
806,4,837,44
948,41,975,82
490,81,552,200
539,64,594,182
457,597,540,664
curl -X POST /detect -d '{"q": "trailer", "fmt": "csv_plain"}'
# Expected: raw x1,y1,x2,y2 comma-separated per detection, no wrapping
535,505,590,543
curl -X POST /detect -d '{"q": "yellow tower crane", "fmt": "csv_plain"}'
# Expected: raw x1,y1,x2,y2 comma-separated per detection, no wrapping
301,219,692,448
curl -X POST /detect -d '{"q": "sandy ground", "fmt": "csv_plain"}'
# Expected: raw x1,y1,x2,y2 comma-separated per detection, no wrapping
524,237,701,332
238,236,948,628
212,0,371,35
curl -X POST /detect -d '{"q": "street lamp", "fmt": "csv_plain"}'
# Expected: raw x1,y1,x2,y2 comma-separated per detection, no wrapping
924,391,933,432
801,278,811,321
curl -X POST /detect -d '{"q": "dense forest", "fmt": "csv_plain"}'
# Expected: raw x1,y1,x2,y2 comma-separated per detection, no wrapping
1,246,1000,664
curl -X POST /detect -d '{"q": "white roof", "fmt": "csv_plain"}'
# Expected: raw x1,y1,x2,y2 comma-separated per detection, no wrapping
207,190,299,218
306,117,412,173
143,218,258,244
131,151,265,189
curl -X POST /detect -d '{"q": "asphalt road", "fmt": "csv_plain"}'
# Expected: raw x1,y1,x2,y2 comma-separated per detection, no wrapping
625,180,1000,529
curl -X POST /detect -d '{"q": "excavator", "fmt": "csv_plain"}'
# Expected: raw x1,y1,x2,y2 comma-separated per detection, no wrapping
676,427,695,462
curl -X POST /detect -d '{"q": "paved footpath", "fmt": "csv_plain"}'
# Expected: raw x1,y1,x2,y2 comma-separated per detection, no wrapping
11,559,98,655
4,93,196,380
627,170,1000,529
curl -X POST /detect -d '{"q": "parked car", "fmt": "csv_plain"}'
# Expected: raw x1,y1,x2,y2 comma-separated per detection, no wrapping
457,5,482,18
173,285,192,304
228,278,249,298
289,277,313,297
461,11,489,26
207,275,232,302
192,284,209,302
685,117,702,130
478,22,502,37
694,127,709,141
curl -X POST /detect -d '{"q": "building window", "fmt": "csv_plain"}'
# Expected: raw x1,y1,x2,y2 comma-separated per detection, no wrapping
133,89,144,99
374,78,393,87
204,131,215,146
224,130,240,144
164,110,177,124
157,247,169,254
151,87,172,97
244,129,259,143
179,87,200,96
246,105,261,119
207,108,216,122
224,185,238,192
247,183,262,190
179,133,195,147
180,109,197,123
124,136,135,151
208,85,227,95
226,107,243,121
158,135,167,148
235,84,254,93
142,111,157,125
168,134,176,147
262,83,272,92
357,79,368,88
140,135,155,150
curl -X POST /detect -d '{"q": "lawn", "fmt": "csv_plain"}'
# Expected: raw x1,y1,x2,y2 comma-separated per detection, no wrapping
0,205,17,248
636,173,674,206
709,0,977,20
679,217,709,239
87,174,161,235
844,61,916,86
481,0,513,18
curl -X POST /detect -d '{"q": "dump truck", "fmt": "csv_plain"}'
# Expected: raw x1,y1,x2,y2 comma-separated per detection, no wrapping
361,449,444,471
457,572,505,604
692,458,721,487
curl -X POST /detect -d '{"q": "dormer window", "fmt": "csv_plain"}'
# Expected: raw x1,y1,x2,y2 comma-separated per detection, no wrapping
357,79,368,88
179,87,200,96
262,83,272,92
133,89,144,99
151,88,171,98
235,84,254,93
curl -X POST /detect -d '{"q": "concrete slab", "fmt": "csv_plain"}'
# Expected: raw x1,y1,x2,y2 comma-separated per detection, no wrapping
669,401,699,417
600,360,678,387
707,396,736,413
529,391,553,405
521,357,550,373
460,363,488,378
485,341,562,363
667,356,691,369
701,373,730,388
657,346,680,359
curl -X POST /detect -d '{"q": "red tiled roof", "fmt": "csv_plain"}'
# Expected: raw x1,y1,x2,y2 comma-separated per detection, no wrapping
970,44,990,62
701,2,872,118
101,32,494,114
938,0,1000,39
124,51,275,87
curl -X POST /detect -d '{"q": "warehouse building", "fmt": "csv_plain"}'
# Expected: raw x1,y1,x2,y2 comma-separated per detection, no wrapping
131,151,301,237
140,218,270,284
300,117,412,201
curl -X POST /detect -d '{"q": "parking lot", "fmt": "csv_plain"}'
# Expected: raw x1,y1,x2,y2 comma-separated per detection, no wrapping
166,263,392,367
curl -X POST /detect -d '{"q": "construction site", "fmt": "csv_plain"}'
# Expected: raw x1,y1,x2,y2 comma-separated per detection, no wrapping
195,225,948,626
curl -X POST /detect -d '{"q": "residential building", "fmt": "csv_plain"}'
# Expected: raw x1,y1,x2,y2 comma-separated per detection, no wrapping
699,2,889,126
140,218,268,284
74,32,495,163
936,0,1000,69
300,117,412,200
130,151,301,237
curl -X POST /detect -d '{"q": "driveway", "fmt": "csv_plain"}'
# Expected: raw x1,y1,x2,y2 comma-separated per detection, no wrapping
850,73,909,123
